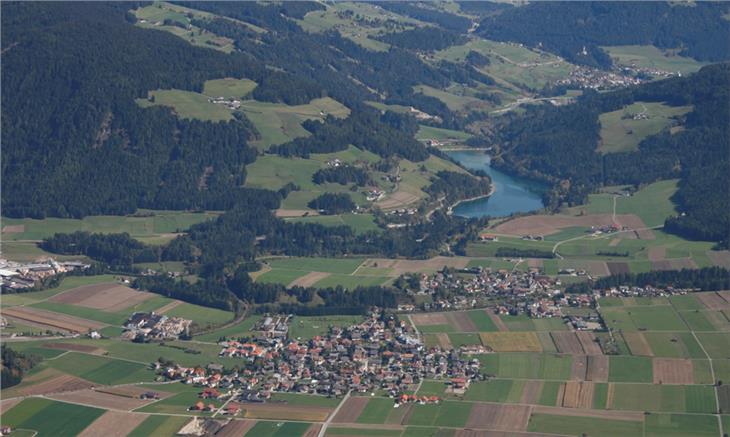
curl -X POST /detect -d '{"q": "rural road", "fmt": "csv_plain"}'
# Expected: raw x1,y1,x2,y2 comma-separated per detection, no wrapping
318,390,351,437
552,224,663,259
692,331,724,437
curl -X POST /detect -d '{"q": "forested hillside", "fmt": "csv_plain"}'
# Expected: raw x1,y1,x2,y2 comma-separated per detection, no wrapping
494,63,730,247
2,2,496,219
477,2,730,68
1,2,305,217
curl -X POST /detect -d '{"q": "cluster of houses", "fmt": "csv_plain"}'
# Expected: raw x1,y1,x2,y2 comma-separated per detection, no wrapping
589,224,628,235
123,311,192,340
410,267,610,331
161,314,482,400
208,97,241,110
598,285,700,299
414,267,563,315
0,258,90,291
365,188,385,202
555,65,644,90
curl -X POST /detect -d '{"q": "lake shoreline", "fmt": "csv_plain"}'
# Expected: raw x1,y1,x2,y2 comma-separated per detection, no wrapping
446,150,545,218
447,183,497,215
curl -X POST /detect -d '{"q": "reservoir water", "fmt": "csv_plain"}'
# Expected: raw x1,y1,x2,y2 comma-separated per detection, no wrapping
446,150,545,218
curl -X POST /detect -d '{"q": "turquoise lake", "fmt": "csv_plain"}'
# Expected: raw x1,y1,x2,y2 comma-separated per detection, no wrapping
446,150,545,218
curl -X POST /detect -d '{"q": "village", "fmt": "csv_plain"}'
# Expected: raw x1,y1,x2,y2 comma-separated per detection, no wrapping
159,313,482,409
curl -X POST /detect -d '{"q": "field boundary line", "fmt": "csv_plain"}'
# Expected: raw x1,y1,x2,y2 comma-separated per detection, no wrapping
691,331,723,437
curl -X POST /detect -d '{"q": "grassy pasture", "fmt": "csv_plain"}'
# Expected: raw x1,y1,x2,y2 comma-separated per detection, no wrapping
2,211,215,243
29,301,128,326
479,332,542,352
644,412,719,437
527,413,643,437
328,427,401,436
695,333,730,359
245,147,380,211
128,415,190,437
136,389,223,415
1,275,120,307
266,257,364,275
499,314,567,331
164,302,233,329
45,352,155,385
356,398,395,424
481,353,573,380
608,356,653,383
254,269,308,286
603,45,706,75
466,310,499,331
414,84,489,113
434,38,574,92
598,102,692,154
134,3,237,53
610,384,716,413
642,332,706,358
285,213,380,234
464,378,524,403
406,401,472,428
137,89,234,122
297,1,423,52
289,315,364,340
1,398,105,437
416,125,473,142
247,421,312,437
194,315,258,342
625,306,689,331
312,274,391,289
239,97,350,148
203,78,257,98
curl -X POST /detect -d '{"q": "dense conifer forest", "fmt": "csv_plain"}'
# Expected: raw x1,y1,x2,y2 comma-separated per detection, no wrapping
477,2,730,68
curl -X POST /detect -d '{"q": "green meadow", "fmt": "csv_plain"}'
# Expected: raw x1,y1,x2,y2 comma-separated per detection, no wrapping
2,210,216,243
1,398,105,437
598,101,692,154
603,45,707,75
